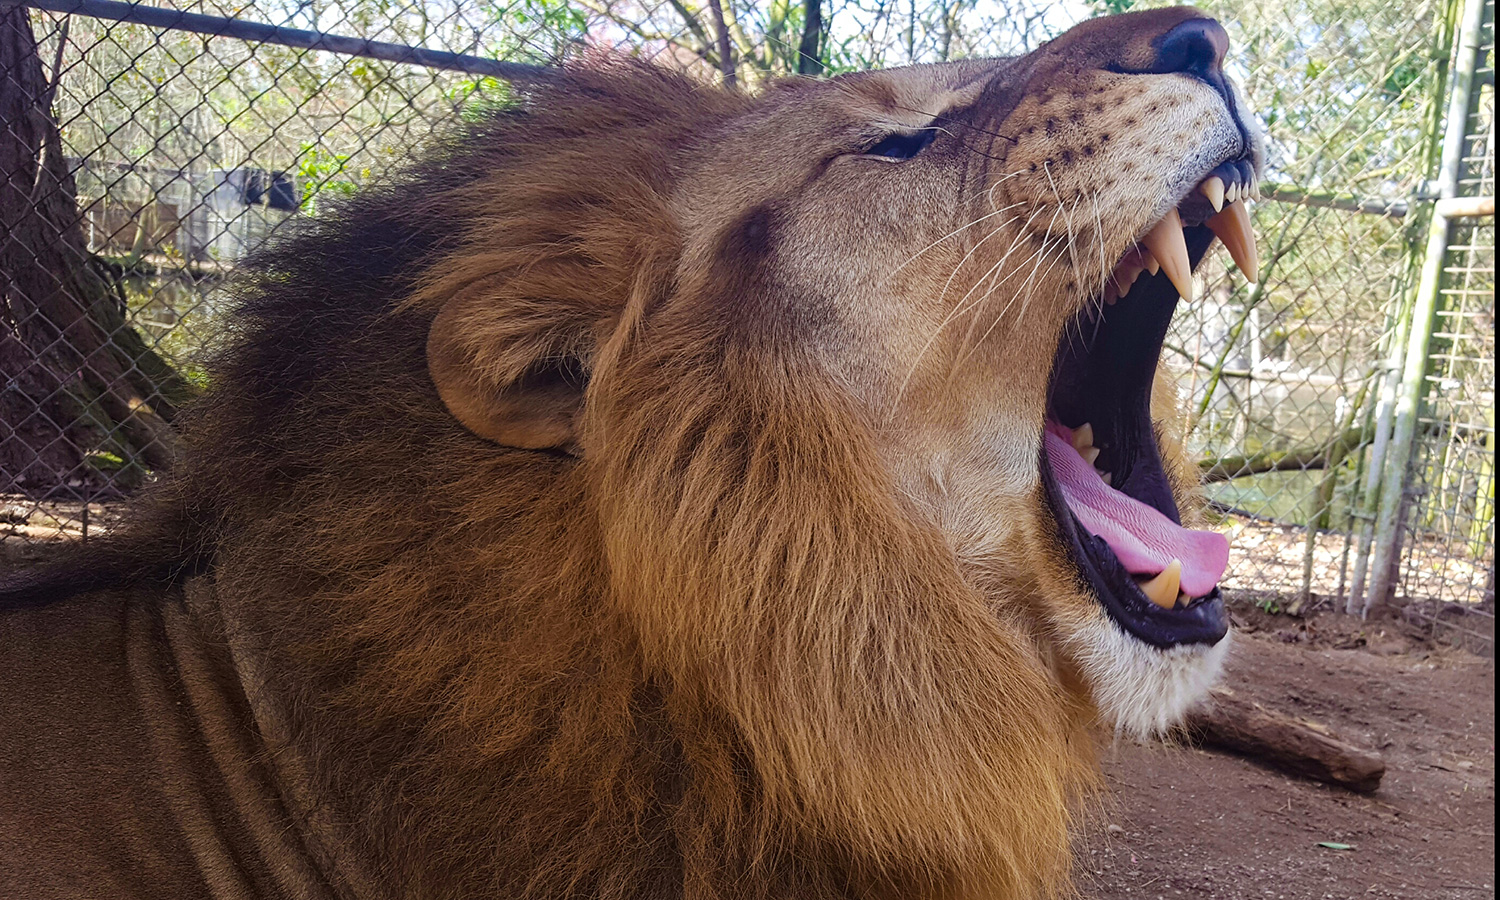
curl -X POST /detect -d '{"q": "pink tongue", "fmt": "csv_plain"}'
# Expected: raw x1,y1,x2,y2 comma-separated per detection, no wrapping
1044,421,1228,598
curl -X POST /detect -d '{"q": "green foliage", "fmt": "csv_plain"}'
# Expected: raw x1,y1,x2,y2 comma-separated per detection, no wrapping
296,143,359,215
449,76,514,120
476,0,589,61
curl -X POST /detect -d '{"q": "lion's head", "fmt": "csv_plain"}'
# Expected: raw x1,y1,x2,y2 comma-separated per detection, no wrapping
26,8,1262,898
424,3,1256,739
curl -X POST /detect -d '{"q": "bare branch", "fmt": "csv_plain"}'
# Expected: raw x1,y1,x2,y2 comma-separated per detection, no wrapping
662,0,719,56
574,0,716,67
707,0,735,88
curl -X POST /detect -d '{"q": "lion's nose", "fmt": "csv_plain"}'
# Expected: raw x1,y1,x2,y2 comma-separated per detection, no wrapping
1154,18,1228,80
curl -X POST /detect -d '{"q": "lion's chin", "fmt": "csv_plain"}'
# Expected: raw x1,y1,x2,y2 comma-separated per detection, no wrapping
1066,614,1230,739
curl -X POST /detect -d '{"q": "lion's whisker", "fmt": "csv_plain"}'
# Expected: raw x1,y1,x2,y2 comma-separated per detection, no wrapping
891,197,1025,275
938,203,1056,375
1056,188,1106,357
887,201,1051,417
950,226,1043,370
1015,200,1077,329
1040,164,1076,263
956,204,1065,369
945,203,1046,317
886,221,1018,418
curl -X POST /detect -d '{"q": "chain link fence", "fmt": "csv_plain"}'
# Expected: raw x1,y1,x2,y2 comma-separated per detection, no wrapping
1,0,1494,649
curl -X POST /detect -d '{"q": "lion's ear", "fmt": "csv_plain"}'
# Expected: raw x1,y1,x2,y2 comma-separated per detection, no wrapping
426,295,589,453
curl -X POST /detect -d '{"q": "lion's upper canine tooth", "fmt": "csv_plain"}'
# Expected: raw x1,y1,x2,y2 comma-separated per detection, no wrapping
1199,176,1225,213
1206,200,1259,283
1071,422,1094,451
1140,209,1193,302
1137,559,1183,610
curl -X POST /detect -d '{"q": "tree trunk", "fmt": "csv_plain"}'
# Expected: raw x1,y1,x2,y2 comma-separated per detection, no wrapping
797,0,824,75
0,7,189,497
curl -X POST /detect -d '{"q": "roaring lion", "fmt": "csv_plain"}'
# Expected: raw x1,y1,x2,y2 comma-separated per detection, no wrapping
1,8,1261,898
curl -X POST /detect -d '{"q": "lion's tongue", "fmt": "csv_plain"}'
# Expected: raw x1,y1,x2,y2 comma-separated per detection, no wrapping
1044,422,1227,598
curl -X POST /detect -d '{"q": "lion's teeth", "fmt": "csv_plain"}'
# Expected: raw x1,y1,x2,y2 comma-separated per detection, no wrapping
1143,249,1160,276
1177,591,1192,607
1107,251,1144,300
1226,182,1240,205
1140,209,1193,302
1206,199,1259,283
1071,424,1104,469
1199,176,1225,212
1137,559,1182,610
1099,469,1113,486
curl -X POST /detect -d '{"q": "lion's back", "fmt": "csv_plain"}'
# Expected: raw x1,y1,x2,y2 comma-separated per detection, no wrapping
0,586,334,900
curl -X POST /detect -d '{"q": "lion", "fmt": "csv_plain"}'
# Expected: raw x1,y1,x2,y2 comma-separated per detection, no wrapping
0,8,1262,898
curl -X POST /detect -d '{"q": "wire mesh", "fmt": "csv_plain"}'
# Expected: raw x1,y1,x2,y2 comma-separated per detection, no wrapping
1399,0,1494,650
0,0,1493,648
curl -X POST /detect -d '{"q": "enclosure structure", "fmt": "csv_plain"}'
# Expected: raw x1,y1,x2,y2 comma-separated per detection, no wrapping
0,0,1493,648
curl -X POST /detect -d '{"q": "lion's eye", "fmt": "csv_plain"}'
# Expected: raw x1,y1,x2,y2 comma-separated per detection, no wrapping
862,129,937,160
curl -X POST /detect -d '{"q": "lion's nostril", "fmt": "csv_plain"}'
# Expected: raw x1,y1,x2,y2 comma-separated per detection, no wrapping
1154,19,1228,79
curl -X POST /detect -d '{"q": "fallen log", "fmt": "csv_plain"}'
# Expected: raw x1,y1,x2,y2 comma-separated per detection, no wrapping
1198,424,1373,483
1183,687,1385,793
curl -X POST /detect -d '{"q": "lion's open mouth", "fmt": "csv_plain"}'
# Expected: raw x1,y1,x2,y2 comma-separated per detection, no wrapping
1041,161,1258,649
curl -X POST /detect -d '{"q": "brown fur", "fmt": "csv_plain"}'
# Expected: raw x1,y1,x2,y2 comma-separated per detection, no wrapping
1,9,1249,898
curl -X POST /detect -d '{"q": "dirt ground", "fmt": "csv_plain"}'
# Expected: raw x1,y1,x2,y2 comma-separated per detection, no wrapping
1079,605,1495,900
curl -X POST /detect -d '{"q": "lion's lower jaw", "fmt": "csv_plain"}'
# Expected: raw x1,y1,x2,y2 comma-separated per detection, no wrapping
1067,616,1230,740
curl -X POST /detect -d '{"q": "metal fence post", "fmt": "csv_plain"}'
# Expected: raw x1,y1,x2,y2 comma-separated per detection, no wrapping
1346,296,1414,615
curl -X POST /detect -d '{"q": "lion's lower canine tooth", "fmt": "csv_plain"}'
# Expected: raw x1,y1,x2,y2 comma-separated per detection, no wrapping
1200,176,1225,212
1071,423,1094,451
1137,559,1182,609
1140,209,1193,302
1207,200,1259,283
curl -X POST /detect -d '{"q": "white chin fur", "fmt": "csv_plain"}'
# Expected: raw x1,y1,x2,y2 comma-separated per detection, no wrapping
1067,615,1230,740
